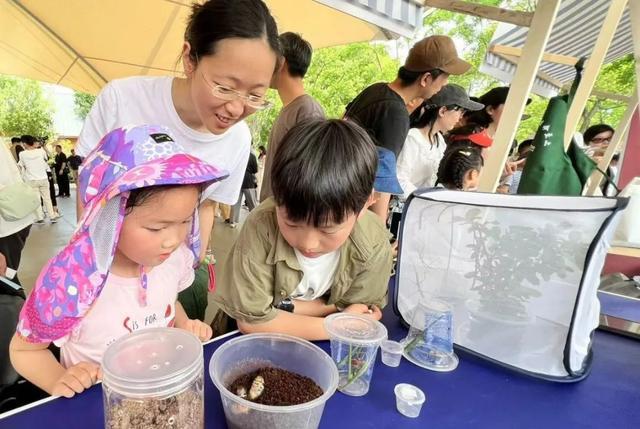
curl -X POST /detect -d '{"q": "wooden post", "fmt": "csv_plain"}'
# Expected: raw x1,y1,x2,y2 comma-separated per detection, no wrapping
585,91,638,195
478,0,561,192
563,0,628,150
629,0,640,105
423,0,533,27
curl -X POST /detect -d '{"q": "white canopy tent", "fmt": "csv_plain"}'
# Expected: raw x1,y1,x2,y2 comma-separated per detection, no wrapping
0,0,423,94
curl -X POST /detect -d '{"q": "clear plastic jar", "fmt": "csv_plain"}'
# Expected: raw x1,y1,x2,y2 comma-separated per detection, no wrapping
102,327,204,428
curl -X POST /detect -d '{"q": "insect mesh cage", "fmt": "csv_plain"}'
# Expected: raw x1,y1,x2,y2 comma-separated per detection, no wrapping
393,189,627,381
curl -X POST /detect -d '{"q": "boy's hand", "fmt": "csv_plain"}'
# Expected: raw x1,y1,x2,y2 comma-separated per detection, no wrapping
181,319,213,341
52,361,101,398
343,304,383,321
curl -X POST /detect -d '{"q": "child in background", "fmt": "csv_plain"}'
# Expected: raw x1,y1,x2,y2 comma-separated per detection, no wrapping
436,142,484,191
212,119,393,340
10,125,227,398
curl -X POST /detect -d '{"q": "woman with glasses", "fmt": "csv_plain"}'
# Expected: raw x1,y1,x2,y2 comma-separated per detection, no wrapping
396,84,483,199
75,0,280,262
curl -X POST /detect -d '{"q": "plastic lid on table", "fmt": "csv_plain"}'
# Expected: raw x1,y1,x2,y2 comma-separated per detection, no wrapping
324,313,388,345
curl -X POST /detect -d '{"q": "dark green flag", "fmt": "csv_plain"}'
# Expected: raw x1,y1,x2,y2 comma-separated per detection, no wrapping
518,60,596,195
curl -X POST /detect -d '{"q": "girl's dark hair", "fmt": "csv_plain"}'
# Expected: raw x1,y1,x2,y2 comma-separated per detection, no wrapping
583,123,614,145
436,142,484,190
271,119,377,227
125,185,199,215
185,0,280,63
463,109,493,128
446,124,485,143
397,67,445,87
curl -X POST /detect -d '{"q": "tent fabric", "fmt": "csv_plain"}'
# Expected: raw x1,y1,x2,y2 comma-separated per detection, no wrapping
480,0,632,97
0,0,422,94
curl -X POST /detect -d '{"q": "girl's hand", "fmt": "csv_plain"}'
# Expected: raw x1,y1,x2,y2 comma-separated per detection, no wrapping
52,361,101,398
181,319,213,341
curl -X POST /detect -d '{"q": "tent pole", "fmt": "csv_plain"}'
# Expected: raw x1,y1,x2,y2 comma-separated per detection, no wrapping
563,0,628,150
478,0,561,193
584,91,638,195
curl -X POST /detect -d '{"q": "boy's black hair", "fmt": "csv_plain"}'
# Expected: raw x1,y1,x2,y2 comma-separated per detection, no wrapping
397,66,445,87
436,141,484,190
20,135,36,146
583,123,614,145
11,137,21,144
271,119,377,227
279,32,313,78
125,184,200,215
517,139,534,157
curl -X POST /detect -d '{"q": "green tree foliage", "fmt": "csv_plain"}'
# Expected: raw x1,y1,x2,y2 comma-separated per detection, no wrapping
0,76,54,138
246,43,399,146
74,91,97,120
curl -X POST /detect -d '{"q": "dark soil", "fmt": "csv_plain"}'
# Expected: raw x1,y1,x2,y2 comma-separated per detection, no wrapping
228,367,323,406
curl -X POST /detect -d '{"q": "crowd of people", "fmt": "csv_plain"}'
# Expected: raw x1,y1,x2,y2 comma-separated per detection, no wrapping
0,0,621,408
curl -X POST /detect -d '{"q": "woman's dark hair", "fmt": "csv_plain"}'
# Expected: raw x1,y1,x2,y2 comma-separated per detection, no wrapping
258,145,267,155
397,66,445,87
125,185,200,215
436,142,484,190
583,123,614,145
20,135,36,146
271,119,377,227
410,102,457,139
185,0,280,63
279,32,313,78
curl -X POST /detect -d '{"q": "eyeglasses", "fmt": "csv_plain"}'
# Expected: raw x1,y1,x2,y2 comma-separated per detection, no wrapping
591,136,612,144
199,70,272,110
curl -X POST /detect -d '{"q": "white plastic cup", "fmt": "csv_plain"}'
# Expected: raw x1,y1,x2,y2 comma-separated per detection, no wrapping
380,340,403,367
394,383,426,418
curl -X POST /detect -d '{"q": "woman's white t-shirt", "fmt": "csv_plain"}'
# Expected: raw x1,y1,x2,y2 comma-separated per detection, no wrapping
396,128,447,199
76,76,251,204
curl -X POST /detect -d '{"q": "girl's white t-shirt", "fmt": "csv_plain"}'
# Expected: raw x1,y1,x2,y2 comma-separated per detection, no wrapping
54,245,195,368
396,129,447,199
76,76,251,204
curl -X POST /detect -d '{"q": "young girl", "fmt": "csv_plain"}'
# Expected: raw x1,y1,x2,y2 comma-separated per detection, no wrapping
10,125,228,398
436,141,484,191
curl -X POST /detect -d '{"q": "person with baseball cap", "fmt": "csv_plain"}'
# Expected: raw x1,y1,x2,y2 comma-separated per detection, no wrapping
397,84,484,199
344,35,471,223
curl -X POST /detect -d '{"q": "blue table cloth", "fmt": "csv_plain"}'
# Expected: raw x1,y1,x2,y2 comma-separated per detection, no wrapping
2,295,639,428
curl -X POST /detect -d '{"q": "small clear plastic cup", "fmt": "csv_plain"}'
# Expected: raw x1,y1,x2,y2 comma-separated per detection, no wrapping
394,383,426,418
324,313,387,396
380,340,403,367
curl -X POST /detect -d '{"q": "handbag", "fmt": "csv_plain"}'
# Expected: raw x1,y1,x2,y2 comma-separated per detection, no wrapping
0,182,40,221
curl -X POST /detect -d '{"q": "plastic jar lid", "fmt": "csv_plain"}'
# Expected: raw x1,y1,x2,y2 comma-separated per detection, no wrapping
102,327,203,398
324,313,387,346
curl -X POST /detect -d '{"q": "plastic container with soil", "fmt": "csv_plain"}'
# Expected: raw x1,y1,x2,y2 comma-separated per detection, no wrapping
209,333,338,429
102,327,204,428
